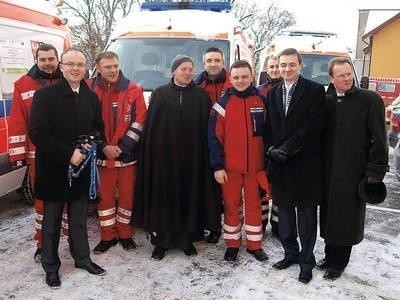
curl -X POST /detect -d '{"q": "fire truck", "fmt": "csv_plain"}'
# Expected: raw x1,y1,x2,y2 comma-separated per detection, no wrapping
0,0,72,201
106,0,254,103
257,29,359,88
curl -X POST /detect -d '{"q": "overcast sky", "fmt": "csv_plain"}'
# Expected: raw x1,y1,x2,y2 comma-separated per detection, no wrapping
270,0,400,49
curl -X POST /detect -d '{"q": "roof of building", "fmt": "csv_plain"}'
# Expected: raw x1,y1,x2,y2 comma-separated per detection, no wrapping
363,11,400,39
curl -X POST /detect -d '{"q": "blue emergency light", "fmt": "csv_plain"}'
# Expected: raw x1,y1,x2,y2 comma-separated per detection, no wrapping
140,1,232,12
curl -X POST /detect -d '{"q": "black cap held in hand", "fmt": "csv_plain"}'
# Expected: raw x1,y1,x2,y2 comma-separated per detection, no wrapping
358,177,387,204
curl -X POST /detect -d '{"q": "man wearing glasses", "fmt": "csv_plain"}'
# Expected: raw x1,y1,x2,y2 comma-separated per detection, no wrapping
29,48,106,288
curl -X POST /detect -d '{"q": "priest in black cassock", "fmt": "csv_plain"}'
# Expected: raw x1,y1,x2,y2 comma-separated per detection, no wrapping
132,55,221,260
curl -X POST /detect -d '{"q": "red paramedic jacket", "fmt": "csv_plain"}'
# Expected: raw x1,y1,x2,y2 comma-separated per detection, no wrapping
208,86,266,174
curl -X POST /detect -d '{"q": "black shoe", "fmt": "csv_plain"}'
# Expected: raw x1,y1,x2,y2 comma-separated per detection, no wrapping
119,238,137,251
34,248,42,263
151,246,166,260
316,258,328,270
247,248,269,262
272,257,298,270
224,247,239,262
183,244,197,256
75,261,106,276
93,238,118,254
323,268,343,281
45,272,61,289
206,231,221,244
299,270,313,284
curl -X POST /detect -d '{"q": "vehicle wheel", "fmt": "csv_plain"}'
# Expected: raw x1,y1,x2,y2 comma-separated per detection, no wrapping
16,167,34,205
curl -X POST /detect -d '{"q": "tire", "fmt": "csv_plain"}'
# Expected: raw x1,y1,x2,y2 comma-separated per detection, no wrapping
16,167,34,205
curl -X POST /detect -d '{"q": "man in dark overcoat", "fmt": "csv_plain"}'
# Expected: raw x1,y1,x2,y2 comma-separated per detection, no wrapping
133,55,221,260
29,48,106,289
317,57,388,281
265,48,325,284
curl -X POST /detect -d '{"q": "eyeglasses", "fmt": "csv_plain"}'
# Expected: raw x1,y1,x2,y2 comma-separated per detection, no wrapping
62,62,86,68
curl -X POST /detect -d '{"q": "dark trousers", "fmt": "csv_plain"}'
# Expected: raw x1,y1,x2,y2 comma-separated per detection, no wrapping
324,243,352,271
278,205,317,272
41,198,90,273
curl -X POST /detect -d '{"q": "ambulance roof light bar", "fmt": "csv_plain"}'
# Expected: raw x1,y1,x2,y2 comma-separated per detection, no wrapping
279,30,338,39
140,1,232,12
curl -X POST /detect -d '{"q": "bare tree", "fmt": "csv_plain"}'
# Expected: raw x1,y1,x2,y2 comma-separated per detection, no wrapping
62,0,138,67
230,0,296,65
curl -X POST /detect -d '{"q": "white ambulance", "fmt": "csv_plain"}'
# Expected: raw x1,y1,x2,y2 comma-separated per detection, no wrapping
0,0,72,201
257,29,358,88
106,0,254,102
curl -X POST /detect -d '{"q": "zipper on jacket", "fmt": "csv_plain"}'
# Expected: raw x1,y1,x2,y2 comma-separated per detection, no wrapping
107,81,113,142
243,98,249,173
179,91,183,104
214,83,218,102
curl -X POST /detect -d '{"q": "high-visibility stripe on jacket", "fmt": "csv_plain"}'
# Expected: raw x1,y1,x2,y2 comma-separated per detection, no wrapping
8,64,59,163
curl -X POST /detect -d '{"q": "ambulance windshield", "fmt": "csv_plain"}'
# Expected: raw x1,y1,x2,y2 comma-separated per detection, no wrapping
300,54,359,87
107,38,230,91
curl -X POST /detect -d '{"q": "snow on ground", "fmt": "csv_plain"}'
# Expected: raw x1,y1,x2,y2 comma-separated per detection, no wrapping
0,149,399,299
0,203,399,300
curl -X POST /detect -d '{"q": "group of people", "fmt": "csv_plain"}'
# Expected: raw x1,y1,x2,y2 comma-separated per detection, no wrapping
8,43,388,289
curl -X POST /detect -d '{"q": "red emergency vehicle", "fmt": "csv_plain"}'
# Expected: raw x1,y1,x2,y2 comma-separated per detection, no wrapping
367,77,400,123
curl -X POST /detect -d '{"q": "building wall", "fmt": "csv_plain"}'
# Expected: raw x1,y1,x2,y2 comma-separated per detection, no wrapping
370,18,400,77
356,10,369,60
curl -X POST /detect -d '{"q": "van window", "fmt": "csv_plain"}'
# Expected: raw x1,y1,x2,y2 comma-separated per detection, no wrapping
301,54,335,86
378,83,396,93
107,38,230,90
368,82,377,92
300,54,358,87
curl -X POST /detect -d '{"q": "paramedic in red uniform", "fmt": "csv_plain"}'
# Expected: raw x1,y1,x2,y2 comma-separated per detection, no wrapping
208,60,269,262
195,47,232,244
8,43,68,263
88,51,146,253
195,47,232,104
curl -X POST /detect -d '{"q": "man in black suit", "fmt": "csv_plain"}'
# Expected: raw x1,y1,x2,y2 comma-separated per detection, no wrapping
29,48,106,289
264,48,325,284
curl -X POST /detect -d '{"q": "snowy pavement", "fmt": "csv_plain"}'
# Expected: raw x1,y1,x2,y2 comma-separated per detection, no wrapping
0,150,399,300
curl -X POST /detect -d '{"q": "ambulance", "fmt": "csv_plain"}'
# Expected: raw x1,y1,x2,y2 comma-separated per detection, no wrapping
0,0,72,201
257,29,359,88
106,0,254,103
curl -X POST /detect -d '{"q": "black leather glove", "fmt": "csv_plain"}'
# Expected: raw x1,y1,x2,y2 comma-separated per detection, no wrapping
268,147,288,163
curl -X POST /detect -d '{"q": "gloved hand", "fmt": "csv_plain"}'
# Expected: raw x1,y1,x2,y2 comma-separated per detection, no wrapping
268,147,287,163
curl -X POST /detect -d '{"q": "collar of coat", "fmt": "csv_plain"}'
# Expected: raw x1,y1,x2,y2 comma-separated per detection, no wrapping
327,82,356,97
27,64,62,82
263,74,282,87
59,75,90,96
194,69,229,85
169,78,196,91
225,85,259,98
91,71,130,91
